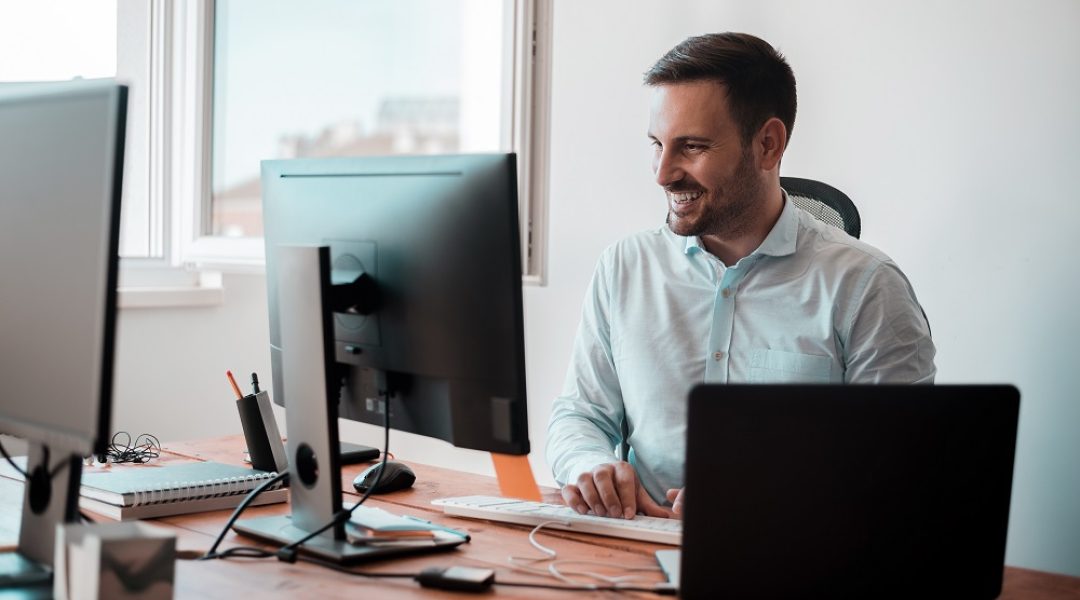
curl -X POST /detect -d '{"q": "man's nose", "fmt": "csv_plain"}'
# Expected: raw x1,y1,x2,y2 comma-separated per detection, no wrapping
654,150,684,187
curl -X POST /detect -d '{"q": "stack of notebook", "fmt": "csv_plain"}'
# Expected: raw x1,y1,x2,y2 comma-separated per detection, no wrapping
1,459,287,521
79,461,288,520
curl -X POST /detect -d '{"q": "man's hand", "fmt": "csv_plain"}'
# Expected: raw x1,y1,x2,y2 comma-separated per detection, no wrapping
665,488,685,519
560,462,673,519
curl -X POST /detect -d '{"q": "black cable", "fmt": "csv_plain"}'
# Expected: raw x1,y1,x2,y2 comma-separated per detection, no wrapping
200,469,290,560
296,554,416,578
0,439,29,479
312,558,674,594
275,389,392,563
106,432,161,464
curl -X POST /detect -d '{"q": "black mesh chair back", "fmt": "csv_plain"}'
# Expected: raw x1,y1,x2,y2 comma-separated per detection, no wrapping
781,176,860,239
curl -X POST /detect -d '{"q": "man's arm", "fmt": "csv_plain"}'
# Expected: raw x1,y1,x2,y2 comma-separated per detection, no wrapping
545,253,623,487
843,261,936,383
545,251,672,519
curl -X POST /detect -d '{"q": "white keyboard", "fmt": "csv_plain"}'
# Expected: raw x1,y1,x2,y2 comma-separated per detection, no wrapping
432,495,681,545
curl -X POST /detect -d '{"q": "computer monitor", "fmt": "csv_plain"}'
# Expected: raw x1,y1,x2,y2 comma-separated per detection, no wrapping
235,154,529,562
0,80,126,581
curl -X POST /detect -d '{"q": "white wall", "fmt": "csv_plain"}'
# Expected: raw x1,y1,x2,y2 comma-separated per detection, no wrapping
110,0,1080,576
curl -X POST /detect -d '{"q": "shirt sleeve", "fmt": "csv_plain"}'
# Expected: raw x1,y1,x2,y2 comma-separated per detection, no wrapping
545,250,625,486
843,260,937,383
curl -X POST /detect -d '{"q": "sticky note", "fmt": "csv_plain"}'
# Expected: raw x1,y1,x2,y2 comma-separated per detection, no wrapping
490,453,542,501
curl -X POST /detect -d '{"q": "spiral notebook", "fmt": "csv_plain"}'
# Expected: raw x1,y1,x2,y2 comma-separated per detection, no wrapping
78,461,287,520
1,459,288,521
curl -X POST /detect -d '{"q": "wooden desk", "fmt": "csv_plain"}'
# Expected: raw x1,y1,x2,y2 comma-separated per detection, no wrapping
5,435,1080,599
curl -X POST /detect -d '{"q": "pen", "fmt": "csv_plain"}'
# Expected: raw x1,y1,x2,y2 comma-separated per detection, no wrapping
402,515,472,542
226,370,243,400
251,372,261,394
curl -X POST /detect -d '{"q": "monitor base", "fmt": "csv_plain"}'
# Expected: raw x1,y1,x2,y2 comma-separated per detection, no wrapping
0,551,51,588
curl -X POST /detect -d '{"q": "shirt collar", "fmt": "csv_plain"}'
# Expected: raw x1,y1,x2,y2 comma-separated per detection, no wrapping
683,190,798,258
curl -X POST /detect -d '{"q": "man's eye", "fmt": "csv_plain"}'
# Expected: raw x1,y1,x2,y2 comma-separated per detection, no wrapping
684,144,703,152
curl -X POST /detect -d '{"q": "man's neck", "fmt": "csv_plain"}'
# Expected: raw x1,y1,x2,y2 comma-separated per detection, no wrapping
700,185,785,267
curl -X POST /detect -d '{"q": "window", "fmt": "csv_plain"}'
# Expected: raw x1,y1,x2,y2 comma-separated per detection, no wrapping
0,2,150,256
6,0,550,296
164,0,551,282
211,0,508,239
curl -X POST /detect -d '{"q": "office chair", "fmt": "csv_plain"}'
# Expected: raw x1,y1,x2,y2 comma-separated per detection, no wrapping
781,176,860,239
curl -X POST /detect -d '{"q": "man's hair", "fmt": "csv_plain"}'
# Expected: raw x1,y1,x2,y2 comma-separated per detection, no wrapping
644,33,797,146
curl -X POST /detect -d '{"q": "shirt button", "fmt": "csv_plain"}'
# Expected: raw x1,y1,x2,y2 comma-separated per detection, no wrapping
713,351,725,361
721,288,731,298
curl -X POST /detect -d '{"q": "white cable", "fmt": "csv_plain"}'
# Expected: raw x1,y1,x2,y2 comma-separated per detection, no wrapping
506,521,662,588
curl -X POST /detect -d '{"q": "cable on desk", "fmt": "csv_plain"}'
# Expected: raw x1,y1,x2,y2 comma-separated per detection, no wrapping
104,431,161,464
274,387,392,564
200,469,290,560
197,388,393,564
494,580,677,594
508,521,662,587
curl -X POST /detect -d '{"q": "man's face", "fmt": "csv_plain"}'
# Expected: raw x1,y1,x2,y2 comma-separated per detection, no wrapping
648,81,764,239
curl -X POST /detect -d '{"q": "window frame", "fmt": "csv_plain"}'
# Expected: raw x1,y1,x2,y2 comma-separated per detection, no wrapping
134,0,551,286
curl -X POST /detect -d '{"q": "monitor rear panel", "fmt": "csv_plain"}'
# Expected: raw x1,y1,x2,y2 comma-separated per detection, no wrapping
262,154,529,455
0,81,125,455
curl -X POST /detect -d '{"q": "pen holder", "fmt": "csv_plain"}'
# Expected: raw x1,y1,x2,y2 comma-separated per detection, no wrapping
236,390,288,473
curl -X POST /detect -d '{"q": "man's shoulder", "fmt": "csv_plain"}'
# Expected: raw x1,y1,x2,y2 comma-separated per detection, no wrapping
793,208,894,269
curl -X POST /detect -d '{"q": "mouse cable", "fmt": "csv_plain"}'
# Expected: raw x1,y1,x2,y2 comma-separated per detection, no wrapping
274,386,392,563
200,469,290,560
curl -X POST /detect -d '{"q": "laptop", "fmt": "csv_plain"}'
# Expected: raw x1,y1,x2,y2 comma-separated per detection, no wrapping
674,384,1020,599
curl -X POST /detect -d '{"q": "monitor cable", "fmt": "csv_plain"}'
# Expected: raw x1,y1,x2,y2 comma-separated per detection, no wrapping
200,469,290,560
195,387,392,562
0,439,73,481
0,439,29,480
273,386,392,564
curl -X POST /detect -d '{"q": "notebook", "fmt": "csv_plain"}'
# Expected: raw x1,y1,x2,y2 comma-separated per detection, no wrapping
346,506,437,542
679,384,1020,600
1,459,288,521
345,507,467,548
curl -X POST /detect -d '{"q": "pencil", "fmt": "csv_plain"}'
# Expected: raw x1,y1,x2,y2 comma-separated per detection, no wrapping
226,370,244,400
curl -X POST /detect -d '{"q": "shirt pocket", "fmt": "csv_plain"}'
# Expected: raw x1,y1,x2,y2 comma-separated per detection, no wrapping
748,349,833,383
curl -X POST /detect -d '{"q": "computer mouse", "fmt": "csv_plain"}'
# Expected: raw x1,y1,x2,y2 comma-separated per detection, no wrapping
353,460,416,494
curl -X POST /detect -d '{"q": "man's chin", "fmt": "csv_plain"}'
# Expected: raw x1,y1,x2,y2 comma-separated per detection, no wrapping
666,213,700,237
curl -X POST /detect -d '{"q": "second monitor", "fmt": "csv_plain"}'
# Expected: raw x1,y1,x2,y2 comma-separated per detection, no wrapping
261,153,530,456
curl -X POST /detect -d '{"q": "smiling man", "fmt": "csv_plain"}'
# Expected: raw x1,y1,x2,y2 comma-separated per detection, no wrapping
546,33,936,520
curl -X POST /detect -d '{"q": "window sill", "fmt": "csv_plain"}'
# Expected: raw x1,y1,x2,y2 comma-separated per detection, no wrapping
118,284,223,309
117,266,224,309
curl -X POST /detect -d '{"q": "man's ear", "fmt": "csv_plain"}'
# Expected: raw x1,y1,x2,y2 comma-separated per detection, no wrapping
755,117,787,171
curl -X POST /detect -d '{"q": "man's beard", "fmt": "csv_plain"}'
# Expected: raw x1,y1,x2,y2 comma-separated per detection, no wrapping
666,149,763,239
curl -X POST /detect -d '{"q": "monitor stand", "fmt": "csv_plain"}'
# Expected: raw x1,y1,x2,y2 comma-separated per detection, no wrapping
0,443,81,588
234,245,365,563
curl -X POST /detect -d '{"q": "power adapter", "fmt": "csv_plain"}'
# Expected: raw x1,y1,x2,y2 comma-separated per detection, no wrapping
416,566,495,593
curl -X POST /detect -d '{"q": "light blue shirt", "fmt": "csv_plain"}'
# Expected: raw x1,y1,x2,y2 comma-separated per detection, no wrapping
545,196,936,504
